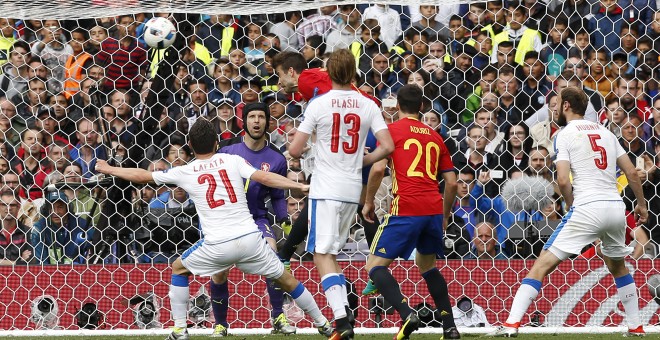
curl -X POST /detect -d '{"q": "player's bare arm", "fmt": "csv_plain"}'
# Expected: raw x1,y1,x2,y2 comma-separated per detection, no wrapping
363,129,394,166
250,170,310,194
362,158,388,223
617,155,648,225
288,130,310,159
441,170,458,230
555,160,573,208
95,160,155,184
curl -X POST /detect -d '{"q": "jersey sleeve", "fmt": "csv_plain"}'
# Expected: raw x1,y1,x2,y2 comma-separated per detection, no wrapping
152,166,185,186
438,140,455,172
231,154,259,179
369,103,388,134
553,130,570,162
297,102,317,135
615,138,627,159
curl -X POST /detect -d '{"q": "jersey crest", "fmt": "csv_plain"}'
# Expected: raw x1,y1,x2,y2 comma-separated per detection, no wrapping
261,162,271,172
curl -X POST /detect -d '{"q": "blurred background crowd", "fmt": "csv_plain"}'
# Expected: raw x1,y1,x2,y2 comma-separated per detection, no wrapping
0,0,658,265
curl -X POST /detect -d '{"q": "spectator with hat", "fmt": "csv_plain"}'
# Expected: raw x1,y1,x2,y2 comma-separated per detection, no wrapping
209,98,242,141
236,77,262,119
30,190,90,264
439,43,479,129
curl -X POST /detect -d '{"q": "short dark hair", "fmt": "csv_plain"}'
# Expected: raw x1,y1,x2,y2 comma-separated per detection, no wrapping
10,40,30,54
559,87,588,116
617,73,637,87
404,28,427,41
29,76,47,86
482,65,498,78
559,69,579,83
361,19,381,34
499,64,515,77
272,51,307,73
306,35,326,55
498,41,514,49
397,84,423,114
554,14,569,27
588,48,607,60
188,117,218,155
71,27,89,40
28,56,43,65
524,51,539,61
620,21,639,35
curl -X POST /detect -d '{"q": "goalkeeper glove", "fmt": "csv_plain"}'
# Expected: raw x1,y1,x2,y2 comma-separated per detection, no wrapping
278,218,293,236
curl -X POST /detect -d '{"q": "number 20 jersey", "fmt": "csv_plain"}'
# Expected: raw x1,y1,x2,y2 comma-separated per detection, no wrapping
388,117,454,216
152,153,259,244
553,119,626,206
298,90,388,203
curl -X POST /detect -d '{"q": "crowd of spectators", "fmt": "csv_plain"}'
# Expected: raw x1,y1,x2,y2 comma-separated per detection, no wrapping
0,0,658,264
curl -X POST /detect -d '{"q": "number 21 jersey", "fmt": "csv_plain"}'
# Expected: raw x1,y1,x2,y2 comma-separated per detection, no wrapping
298,90,388,203
553,120,626,206
152,153,259,243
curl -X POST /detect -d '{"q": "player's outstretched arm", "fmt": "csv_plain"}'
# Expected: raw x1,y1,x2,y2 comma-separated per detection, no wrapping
362,159,387,223
288,131,311,159
555,160,574,208
363,129,394,167
617,155,649,226
250,170,309,194
95,160,154,184
441,171,458,230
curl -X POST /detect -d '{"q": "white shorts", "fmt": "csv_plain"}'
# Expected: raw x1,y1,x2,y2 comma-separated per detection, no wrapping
181,232,284,278
544,201,633,259
306,199,358,255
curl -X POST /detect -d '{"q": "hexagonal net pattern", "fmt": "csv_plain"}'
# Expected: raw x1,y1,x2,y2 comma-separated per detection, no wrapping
0,1,658,335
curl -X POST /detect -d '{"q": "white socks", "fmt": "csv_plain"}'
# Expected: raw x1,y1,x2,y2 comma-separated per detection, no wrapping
321,273,347,319
506,278,541,325
169,284,189,328
289,282,328,326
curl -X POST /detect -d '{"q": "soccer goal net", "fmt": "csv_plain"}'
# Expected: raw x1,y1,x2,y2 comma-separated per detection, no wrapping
0,0,658,336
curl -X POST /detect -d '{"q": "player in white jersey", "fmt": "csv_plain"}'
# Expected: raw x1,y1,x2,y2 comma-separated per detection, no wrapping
95,118,333,340
493,87,648,337
289,49,394,340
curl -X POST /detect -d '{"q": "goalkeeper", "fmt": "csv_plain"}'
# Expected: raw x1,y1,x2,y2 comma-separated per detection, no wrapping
209,103,301,337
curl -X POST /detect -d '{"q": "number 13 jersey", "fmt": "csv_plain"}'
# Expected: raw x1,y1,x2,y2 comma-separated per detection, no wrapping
553,119,626,206
388,117,454,216
298,90,388,203
152,153,259,244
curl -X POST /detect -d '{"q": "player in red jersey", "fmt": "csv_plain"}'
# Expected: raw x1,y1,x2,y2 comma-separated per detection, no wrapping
272,52,383,263
273,51,380,105
362,84,460,340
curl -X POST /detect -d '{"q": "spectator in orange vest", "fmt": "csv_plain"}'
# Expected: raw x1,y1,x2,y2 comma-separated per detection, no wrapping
63,28,93,99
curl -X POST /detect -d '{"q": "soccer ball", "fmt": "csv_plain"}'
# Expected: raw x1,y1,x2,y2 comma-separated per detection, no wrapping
143,17,176,49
